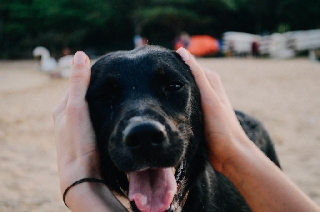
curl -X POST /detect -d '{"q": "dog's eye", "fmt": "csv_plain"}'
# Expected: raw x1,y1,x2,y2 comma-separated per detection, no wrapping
165,82,184,91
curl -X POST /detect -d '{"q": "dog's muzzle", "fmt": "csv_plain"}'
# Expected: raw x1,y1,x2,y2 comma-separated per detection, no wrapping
111,116,187,212
123,117,168,152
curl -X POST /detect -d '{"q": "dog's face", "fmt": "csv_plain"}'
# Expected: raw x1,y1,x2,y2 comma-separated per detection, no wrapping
86,45,206,212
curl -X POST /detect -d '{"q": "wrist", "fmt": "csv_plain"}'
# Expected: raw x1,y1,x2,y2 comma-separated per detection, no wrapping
63,177,129,212
219,136,257,177
63,178,105,207
58,154,102,194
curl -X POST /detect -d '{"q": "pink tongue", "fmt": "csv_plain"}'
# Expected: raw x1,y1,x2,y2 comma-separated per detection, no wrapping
128,168,177,212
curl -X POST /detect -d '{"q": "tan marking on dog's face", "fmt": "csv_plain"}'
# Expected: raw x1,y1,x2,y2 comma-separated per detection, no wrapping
157,67,166,75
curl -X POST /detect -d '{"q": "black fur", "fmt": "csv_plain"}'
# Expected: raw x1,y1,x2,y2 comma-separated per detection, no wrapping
86,45,280,212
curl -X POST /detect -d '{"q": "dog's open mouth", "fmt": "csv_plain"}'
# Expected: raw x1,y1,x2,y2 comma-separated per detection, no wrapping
128,168,177,212
123,160,186,212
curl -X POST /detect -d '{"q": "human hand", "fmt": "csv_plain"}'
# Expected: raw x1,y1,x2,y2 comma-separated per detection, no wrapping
176,47,250,173
53,51,100,194
177,48,320,212
53,51,128,211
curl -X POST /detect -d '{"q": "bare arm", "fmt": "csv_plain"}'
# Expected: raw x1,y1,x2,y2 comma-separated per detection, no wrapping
223,138,319,212
53,51,127,212
176,47,320,212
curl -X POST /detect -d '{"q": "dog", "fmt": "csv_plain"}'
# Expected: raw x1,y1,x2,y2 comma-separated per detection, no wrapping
86,45,281,212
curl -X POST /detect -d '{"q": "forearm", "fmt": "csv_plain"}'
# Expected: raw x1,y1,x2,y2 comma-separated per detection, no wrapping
220,137,320,212
65,181,128,212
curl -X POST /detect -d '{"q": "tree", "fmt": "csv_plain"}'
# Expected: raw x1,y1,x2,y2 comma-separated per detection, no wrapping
1,0,320,58
131,0,239,47
0,0,114,58
277,0,320,31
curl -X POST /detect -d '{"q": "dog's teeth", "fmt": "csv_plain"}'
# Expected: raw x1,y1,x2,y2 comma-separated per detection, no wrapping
172,167,176,175
126,173,130,182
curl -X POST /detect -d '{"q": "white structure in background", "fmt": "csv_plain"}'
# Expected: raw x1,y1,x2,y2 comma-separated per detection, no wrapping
269,33,295,59
223,29,320,60
222,32,261,56
263,29,320,59
286,29,320,62
258,35,271,55
286,29,320,51
32,46,73,78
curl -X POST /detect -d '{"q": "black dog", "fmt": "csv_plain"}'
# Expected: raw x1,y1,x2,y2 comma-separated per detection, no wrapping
86,45,280,212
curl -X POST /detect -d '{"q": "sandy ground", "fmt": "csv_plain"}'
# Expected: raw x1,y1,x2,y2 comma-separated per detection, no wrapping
0,58,319,211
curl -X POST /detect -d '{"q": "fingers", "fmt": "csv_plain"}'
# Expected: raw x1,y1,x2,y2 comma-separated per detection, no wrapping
176,47,209,87
176,47,233,110
68,51,91,108
176,47,214,99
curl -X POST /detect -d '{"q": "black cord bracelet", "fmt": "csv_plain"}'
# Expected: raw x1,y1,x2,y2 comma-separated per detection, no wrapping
63,178,106,208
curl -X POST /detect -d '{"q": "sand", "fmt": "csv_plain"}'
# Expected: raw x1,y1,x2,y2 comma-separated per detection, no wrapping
0,58,319,211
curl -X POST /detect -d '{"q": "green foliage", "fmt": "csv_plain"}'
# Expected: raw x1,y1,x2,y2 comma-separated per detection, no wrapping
277,0,320,30
134,6,207,31
0,0,116,58
0,0,320,58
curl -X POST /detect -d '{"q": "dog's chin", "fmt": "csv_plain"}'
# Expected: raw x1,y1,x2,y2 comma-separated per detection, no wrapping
118,160,187,212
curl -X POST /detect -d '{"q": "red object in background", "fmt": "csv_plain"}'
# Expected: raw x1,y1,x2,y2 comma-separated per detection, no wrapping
188,35,219,56
175,35,219,56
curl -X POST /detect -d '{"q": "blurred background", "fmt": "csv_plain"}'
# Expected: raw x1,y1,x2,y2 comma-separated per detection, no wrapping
0,1,320,211
0,0,320,59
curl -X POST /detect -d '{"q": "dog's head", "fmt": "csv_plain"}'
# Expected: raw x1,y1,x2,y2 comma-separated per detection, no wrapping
86,45,206,212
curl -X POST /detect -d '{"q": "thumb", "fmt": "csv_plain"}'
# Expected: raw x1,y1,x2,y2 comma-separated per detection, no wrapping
68,51,91,106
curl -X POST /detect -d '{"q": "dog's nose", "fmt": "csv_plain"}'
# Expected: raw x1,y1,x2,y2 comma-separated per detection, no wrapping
123,121,167,150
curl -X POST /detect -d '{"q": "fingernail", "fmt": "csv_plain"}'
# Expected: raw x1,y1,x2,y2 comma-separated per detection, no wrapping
176,47,190,61
73,51,87,65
